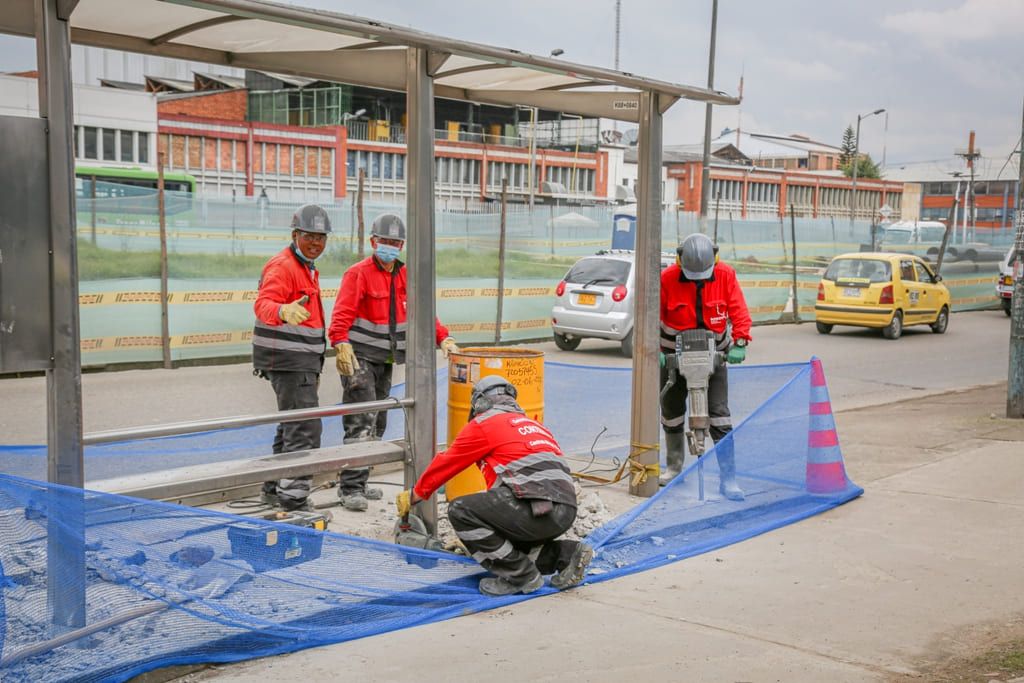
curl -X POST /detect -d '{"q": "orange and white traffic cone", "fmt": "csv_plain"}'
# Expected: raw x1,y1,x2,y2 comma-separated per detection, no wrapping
806,357,848,494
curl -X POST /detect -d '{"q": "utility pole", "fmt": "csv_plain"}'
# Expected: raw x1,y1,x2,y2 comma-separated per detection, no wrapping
612,0,621,133
1008,98,1024,418
955,131,981,243
849,108,885,238
698,0,719,230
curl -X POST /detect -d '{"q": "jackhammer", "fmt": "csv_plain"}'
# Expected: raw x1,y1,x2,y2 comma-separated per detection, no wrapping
660,329,744,501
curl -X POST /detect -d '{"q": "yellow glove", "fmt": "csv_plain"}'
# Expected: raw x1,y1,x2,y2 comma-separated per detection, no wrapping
440,337,459,358
279,295,311,325
396,489,412,518
334,342,359,377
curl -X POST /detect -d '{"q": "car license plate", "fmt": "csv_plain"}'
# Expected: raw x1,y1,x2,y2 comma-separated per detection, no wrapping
577,292,597,306
842,287,861,298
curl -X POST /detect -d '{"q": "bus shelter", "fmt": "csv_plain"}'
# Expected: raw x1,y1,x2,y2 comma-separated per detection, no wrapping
0,0,738,630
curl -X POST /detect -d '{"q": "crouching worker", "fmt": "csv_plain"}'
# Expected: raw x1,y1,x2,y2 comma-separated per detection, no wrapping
396,376,593,597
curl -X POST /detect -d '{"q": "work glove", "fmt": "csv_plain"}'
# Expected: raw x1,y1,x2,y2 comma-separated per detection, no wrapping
395,489,412,518
726,343,747,365
440,337,460,359
334,342,359,377
279,295,311,325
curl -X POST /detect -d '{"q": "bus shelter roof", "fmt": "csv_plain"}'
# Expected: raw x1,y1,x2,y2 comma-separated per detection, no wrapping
1,0,739,120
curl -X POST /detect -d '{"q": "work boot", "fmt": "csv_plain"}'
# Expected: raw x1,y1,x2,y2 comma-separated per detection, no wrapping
659,431,687,486
281,498,315,513
478,571,544,597
260,488,280,508
716,442,745,502
363,486,384,501
339,491,368,512
550,543,594,590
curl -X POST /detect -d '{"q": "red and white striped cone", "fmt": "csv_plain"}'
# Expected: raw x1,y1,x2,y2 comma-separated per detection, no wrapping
806,357,848,494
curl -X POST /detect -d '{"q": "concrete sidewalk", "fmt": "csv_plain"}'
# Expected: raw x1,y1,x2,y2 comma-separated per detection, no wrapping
175,382,1024,683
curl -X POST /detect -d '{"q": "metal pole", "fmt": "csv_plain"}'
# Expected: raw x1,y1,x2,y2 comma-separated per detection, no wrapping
405,47,438,530
495,178,508,344
1007,96,1024,419
699,0,719,227
629,91,662,498
36,0,85,631
157,154,171,369
790,204,800,323
90,174,96,245
849,114,861,238
528,106,537,212
357,167,365,258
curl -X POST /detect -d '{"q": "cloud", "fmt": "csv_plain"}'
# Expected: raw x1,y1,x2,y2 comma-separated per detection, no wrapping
762,57,841,83
883,0,1024,42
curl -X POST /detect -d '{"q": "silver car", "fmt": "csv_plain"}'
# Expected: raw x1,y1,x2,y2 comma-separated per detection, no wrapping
551,250,674,357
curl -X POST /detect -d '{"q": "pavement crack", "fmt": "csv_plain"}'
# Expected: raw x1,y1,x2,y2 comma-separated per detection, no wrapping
569,593,905,677
871,487,1024,508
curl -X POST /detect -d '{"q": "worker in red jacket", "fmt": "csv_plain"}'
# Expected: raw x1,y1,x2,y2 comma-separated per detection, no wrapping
396,375,593,596
252,204,331,511
660,233,752,499
329,213,459,512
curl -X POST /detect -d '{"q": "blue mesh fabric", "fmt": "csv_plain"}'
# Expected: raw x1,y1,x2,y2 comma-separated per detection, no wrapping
0,361,861,681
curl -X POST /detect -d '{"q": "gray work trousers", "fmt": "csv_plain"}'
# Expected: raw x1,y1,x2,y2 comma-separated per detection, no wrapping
338,358,393,494
262,370,322,508
659,361,733,441
448,486,580,586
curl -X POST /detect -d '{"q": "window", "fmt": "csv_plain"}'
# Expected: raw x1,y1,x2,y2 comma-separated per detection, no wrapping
899,260,916,282
824,258,891,283
120,131,133,162
83,126,98,159
102,128,116,161
564,257,631,286
914,261,935,283
137,132,149,163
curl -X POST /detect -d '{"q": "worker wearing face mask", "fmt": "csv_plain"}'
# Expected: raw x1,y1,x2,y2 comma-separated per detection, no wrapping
328,213,459,512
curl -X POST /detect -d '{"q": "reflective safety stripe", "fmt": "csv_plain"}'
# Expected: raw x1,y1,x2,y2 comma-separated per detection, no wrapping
456,527,495,541
352,318,408,335
255,320,325,338
661,413,686,428
498,468,575,487
493,451,562,473
709,416,732,427
472,540,514,562
252,336,326,355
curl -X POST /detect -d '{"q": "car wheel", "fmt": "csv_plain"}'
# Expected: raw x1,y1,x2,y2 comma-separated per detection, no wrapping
815,321,833,335
930,306,949,334
553,333,581,351
1004,298,1013,317
882,310,903,340
620,330,634,358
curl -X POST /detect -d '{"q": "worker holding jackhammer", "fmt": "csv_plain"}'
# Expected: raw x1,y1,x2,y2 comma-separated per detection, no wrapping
396,375,593,597
660,232,752,499
329,213,459,512
252,204,332,512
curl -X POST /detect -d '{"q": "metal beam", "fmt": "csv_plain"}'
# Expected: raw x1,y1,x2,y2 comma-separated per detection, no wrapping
89,440,405,501
36,0,86,630
150,15,244,45
629,90,663,498
462,89,643,123
405,47,439,531
166,0,740,105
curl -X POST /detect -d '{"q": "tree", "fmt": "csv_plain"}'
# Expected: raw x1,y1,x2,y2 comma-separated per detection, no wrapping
842,154,881,180
839,125,856,167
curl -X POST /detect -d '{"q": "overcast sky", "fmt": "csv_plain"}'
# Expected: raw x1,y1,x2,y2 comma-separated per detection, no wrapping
1,0,1022,170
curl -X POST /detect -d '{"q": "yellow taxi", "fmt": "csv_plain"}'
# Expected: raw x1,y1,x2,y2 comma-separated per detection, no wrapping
814,252,951,339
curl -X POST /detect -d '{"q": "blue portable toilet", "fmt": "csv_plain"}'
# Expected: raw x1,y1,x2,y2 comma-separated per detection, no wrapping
611,203,637,250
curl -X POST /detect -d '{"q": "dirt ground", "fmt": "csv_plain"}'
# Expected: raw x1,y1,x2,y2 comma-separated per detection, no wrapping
891,615,1024,683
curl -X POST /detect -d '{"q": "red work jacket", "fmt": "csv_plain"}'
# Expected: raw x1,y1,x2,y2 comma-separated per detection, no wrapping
252,245,326,372
328,256,449,364
660,261,752,351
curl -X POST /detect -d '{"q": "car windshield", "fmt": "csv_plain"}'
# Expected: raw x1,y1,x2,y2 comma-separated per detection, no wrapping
564,258,631,286
824,258,892,283
883,230,913,244
919,227,946,242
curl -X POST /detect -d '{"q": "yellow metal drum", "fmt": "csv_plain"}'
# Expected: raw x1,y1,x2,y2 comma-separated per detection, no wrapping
444,347,545,500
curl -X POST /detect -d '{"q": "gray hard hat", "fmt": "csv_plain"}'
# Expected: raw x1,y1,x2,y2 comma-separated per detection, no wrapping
678,233,716,280
471,375,517,405
290,204,332,234
371,213,407,241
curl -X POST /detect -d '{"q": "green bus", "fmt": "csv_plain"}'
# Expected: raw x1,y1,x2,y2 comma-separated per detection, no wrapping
75,166,197,215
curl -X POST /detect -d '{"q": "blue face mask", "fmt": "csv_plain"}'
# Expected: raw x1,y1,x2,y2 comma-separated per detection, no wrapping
375,243,401,263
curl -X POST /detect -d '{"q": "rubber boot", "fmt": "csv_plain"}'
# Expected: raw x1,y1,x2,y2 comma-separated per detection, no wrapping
659,431,686,487
716,441,745,501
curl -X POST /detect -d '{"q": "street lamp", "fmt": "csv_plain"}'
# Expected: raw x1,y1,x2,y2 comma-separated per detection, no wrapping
550,48,564,57
850,107,886,238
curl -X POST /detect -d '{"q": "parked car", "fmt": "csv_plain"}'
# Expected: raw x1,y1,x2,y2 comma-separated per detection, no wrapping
814,252,951,340
878,220,1001,263
997,247,1018,317
551,249,674,357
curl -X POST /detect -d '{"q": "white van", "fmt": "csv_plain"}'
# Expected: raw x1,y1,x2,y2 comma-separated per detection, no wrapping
879,220,949,259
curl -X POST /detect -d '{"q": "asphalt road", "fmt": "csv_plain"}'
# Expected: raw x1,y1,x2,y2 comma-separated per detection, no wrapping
0,308,1013,444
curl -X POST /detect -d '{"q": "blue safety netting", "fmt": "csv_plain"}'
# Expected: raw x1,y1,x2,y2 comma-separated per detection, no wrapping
0,360,861,682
